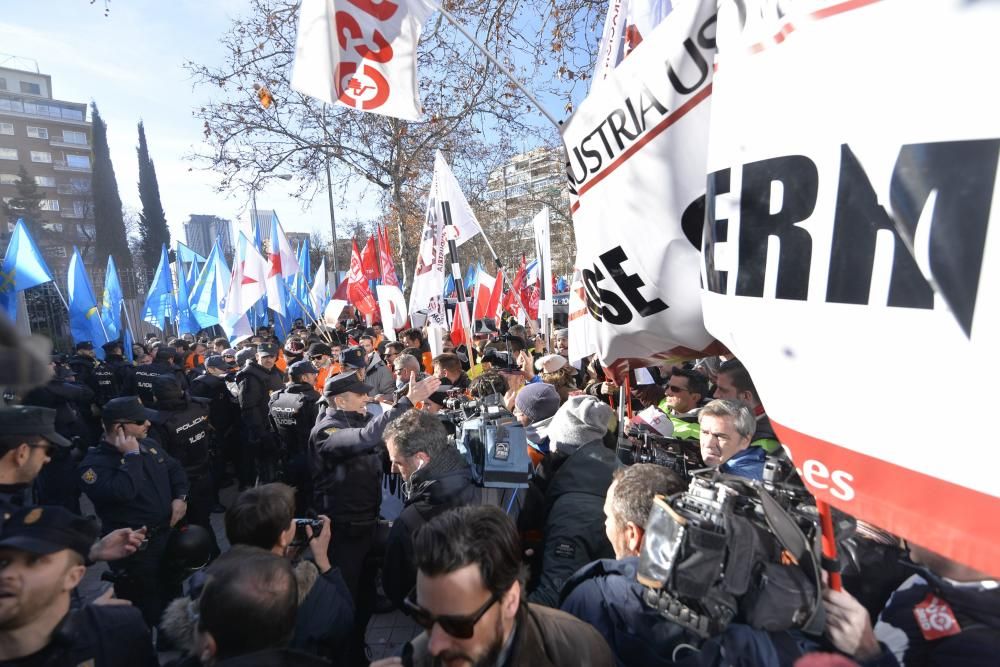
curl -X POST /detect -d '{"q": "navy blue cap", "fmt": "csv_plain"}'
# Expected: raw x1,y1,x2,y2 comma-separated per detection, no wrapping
289,360,319,378
0,406,72,448
0,506,98,560
204,355,229,371
257,343,279,357
102,396,157,423
340,346,366,369
323,370,372,396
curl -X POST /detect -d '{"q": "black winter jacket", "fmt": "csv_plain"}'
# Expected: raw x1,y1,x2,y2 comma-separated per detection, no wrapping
382,447,476,608
235,362,284,437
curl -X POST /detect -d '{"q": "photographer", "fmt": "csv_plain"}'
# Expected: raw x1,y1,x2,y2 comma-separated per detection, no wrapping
381,410,476,610
560,464,691,666
698,399,765,481
162,483,353,662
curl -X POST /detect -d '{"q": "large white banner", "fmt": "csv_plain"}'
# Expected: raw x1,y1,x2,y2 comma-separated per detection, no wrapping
563,0,719,372
408,162,448,327
432,151,482,247
704,0,1000,575
291,0,433,121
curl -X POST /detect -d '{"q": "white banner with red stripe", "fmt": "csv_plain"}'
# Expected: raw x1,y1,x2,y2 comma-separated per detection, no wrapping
703,0,1000,575
562,0,720,371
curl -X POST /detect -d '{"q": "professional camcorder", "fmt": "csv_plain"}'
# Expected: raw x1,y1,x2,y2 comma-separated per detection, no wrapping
617,426,705,480
637,467,835,639
446,395,531,489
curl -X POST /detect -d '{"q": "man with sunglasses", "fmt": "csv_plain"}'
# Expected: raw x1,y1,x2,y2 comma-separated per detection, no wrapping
78,396,190,628
372,505,613,667
657,368,709,441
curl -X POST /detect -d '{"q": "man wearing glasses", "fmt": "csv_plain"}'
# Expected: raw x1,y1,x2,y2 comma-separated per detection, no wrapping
78,396,190,627
657,368,709,441
371,505,613,667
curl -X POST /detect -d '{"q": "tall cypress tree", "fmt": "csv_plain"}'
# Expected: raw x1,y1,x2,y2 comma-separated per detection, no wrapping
91,103,133,278
136,121,170,285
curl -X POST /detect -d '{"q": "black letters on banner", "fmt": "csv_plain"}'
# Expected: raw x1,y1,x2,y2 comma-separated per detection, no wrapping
737,155,817,300
704,139,996,337
582,246,669,326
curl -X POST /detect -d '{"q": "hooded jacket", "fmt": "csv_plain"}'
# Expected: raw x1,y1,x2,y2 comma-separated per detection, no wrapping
525,440,619,607
161,560,353,662
382,446,476,608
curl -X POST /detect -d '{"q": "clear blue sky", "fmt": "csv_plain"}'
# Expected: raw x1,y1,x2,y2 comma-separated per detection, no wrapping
0,0,381,246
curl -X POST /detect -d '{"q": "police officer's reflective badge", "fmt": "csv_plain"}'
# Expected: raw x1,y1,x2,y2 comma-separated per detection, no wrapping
150,448,158,455
23,508,43,524
81,468,98,484
324,428,338,435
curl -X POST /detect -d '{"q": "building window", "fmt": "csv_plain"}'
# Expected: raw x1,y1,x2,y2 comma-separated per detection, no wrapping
0,99,23,113
0,174,17,185
34,176,55,187
0,148,17,160
26,126,48,139
19,81,41,95
61,130,87,145
65,154,89,169
42,222,63,233
39,199,60,211
73,201,86,216
61,108,84,121
79,223,95,237
30,151,52,163
46,246,67,258
0,122,13,135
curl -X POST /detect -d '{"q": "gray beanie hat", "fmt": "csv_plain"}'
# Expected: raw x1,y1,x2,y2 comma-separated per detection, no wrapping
514,382,561,423
546,394,613,448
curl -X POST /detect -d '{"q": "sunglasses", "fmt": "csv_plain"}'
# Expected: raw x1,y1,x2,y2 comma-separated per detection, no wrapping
310,355,327,361
403,588,501,639
665,384,690,393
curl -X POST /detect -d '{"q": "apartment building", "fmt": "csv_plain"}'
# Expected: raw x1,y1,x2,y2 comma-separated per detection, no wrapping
0,60,94,276
184,213,233,258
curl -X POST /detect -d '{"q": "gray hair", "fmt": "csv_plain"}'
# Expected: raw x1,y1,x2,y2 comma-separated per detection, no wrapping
699,399,755,440
393,353,420,373
383,410,450,460
610,464,686,529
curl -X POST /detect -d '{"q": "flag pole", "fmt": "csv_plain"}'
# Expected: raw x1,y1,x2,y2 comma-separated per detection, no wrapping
427,0,562,132
288,290,334,344
443,225,475,363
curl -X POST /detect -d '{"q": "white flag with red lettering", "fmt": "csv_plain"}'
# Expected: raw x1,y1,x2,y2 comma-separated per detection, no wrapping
291,0,434,121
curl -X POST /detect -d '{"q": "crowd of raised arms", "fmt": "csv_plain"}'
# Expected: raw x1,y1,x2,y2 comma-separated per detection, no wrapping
0,313,995,667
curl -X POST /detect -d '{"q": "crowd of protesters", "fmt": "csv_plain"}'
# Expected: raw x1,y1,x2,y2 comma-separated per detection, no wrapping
0,311,995,666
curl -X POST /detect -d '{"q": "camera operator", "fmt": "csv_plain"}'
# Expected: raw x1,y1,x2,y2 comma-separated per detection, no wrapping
519,395,620,608
713,359,781,454
78,396,190,628
0,506,158,666
697,399,765,481
560,464,690,666
371,505,613,667
308,369,441,664
162,483,352,662
381,410,476,610
822,541,1000,666
186,546,330,666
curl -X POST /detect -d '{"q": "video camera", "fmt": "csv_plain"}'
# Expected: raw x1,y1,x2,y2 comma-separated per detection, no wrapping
446,395,531,489
637,467,833,639
617,426,704,480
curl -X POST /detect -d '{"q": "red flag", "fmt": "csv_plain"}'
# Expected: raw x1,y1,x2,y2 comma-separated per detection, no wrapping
510,255,535,318
486,268,504,321
450,301,468,347
378,224,400,287
361,235,379,281
349,240,378,317
525,285,539,320
471,269,495,320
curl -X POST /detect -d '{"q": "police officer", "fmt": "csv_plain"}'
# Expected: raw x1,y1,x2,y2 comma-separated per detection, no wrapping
0,406,72,526
308,370,441,663
0,506,158,665
268,359,321,514
93,340,129,406
126,347,185,406
78,396,189,628
191,355,240,505
21,366,93,513
65,340,99,394
148,375,216,551
235,342,284,487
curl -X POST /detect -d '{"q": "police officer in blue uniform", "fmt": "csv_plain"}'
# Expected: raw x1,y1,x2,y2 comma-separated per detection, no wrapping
148,375,217,555
308,370,441,664
0,506,158,666
78,396,189,628
269,359,321,514
0,406,72,529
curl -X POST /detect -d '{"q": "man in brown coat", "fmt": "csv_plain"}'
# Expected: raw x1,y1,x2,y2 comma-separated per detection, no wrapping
371,505,614,667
